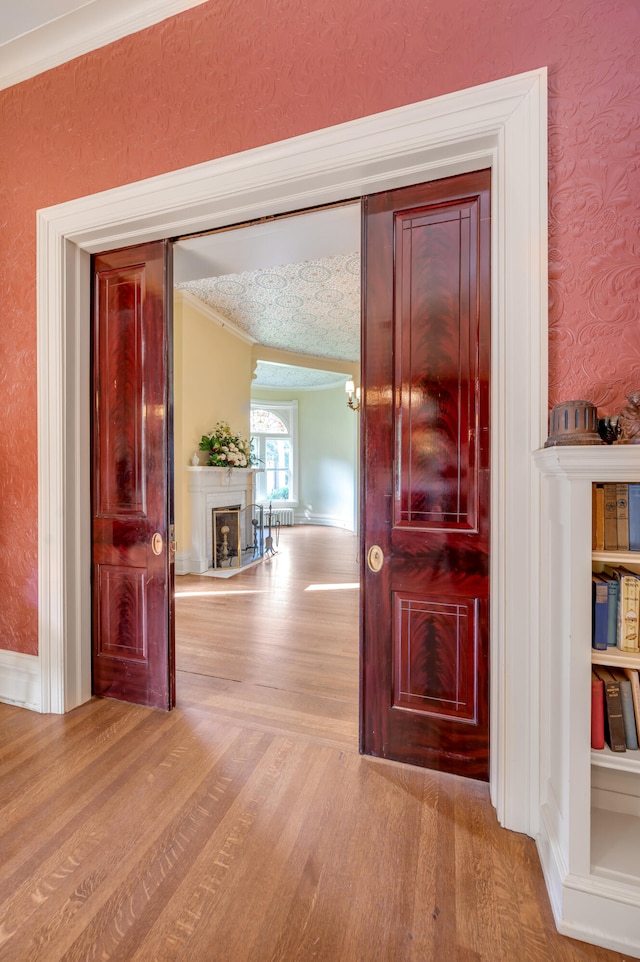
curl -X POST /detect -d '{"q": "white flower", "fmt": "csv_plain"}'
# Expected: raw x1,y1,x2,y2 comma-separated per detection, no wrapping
200,422,255,467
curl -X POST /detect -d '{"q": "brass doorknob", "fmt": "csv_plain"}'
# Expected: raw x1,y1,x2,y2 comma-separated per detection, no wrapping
367,545,384,572
151,532,164,556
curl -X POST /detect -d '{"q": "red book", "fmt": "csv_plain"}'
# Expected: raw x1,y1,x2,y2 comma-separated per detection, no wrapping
591,670,605,750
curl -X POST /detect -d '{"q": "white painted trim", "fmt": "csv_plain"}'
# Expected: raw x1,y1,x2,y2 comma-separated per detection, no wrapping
539,817,640,957
0,650,42,712
175,551,191,576
0,0,211,91
34,68,548,836
252,399,299,505
175,289,257,344
296,513,355,530
534,445,640,956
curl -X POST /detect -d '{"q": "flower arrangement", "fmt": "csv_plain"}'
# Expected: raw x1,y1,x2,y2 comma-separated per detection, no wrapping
198,421,254,468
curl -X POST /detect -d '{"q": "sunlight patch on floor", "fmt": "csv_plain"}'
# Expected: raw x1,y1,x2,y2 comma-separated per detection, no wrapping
175,588,268,598
304,583,360,592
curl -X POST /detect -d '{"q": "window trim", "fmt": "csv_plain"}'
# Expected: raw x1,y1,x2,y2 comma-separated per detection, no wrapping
250,400,298,505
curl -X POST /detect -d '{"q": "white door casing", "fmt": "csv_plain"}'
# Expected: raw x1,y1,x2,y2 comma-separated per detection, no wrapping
25,67,547,834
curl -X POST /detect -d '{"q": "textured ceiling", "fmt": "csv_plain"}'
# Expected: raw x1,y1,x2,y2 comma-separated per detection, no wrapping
253,361,350,391
176,251,361,371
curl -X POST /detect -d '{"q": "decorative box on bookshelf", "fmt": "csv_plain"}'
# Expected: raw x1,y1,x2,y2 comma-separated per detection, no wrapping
534,446,640,959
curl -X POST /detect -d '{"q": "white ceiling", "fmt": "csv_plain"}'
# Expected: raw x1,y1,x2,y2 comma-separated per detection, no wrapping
0,1,96,45
0,0,210,89
253,361,352,392
175,204,362,389
173,205,361,283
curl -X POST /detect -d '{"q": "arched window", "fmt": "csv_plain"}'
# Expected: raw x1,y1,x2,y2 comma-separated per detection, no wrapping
250,409,288,435
250,401,298,504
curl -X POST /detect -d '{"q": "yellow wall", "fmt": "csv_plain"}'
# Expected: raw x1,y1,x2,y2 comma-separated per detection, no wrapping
174,292,254,556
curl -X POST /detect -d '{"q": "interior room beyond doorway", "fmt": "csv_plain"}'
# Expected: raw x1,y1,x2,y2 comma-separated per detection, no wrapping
172,203,362,715
175,525,360,745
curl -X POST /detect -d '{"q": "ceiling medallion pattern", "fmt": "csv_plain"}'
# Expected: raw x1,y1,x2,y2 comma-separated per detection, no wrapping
177,252,360,362
253,361,348,390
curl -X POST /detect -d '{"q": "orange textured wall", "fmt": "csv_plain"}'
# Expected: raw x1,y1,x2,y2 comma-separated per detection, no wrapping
0,0,639,654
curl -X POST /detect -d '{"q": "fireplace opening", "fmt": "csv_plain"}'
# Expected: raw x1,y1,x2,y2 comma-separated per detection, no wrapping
212,503,264,574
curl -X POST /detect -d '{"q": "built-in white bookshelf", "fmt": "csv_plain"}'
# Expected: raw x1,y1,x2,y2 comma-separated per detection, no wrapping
534,446,640,959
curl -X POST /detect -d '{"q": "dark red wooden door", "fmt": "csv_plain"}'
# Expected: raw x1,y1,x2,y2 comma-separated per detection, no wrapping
360,171,490,780
92,241,175,710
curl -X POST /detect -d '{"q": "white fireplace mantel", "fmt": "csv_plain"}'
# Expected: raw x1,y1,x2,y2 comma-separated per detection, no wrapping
186,467,259,574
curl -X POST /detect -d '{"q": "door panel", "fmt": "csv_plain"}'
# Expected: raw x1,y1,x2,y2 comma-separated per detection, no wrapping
393,593,479,722
361,170,490,779
92,241,175,710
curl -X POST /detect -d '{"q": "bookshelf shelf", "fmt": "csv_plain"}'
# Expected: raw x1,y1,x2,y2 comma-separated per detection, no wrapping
534,445,640,958
592,550,640,565
591,744,640,774
591,648,640,670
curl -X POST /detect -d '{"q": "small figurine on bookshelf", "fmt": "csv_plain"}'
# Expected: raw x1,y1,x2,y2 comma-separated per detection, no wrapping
597,415,622,445
618,389,640,444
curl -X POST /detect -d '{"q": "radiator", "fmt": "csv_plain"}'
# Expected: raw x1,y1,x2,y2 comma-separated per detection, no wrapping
262,506,294,526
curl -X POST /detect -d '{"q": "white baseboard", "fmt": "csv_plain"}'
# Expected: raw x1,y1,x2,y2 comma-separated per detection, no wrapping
175,551,191,576
537,804,640,958
295,512,355,530
0,650,42,712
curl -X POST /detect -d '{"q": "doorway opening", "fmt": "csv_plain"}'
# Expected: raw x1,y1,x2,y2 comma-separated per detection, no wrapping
36,68,547,832
171,203,362,731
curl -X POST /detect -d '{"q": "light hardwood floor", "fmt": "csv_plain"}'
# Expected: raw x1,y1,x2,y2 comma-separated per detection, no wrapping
0,526,628,961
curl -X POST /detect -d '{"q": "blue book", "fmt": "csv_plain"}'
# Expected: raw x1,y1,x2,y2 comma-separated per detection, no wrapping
629,483,640,552
603,574,619,647
592,573,609,650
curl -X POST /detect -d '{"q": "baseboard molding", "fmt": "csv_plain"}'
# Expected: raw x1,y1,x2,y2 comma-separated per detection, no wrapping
295,513,355,530
175,552,191,576
0,650,42,712
536,803,565,929
537,803,640,958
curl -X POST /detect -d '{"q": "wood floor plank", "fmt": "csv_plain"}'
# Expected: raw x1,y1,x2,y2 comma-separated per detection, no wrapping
0,526,629,961
177,672,358,751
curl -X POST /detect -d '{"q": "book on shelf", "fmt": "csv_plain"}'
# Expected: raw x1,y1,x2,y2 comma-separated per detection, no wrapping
592,573,609,650
624,667,640,741
591,571,620,649
592,664,627,752
604,482,618,550
595,480,640,554
591,669,605,750
616,483,629,551
593,482,605,551
602,564,640,653
610,666,639,750
605,574,619,647
629,483,640,552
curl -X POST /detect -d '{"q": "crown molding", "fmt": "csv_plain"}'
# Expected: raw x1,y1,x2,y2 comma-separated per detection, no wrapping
253,377,348,394
252,345,354,377
175,289,256,345
0,0,210,90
